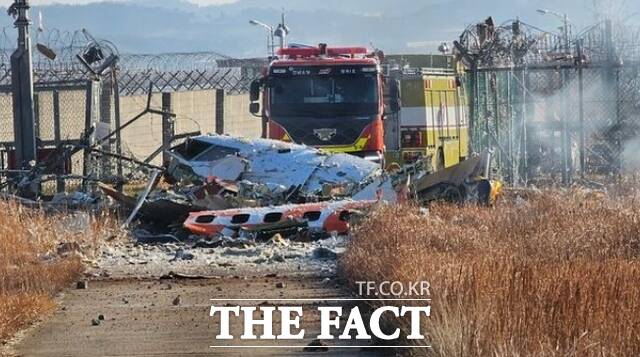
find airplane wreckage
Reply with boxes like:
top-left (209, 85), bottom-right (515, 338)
top-left (97, 134), bottom-right (499, 241)
top-left (2, 123), bottom-right (499, 242)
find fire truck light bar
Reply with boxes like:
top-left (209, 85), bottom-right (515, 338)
top-left (278, 46), bottom-right (368, 57)
top-left (327, 47), bottom-right (368, 56)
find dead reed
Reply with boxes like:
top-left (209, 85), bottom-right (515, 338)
top-left (343, 188), bottom-right (640, 356)
top-left (0, 201), bottom-right (119, 342)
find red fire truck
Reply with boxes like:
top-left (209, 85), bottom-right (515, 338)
top-left (249, 44), bottom-right (398, 163)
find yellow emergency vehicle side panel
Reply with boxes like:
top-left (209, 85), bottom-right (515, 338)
top-left (397, 73), bottom-right (469, 168)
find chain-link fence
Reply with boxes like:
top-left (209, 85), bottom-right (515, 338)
top-left (462, 18), bottom-right (640, 185)
top-left (0, 25), bottom-right (265, 194)
top-left (469, 64), bottom-right (640, 185)
top-left (0, 80), bottom-right (89, 191)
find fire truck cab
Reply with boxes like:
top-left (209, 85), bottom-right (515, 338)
top-left (250, 44), bottom-right (398, 163)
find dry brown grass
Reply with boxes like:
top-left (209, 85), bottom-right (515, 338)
top-left (342, 188), bottom-right (640, 356)
top-left (0, 201), bottom-right (120, 342)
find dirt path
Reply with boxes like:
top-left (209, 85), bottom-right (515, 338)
top-left (8, 274), bottom-right (386, 357)
top-left (3, 237), bottom-right (391, 356)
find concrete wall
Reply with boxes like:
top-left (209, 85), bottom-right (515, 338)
top-left (171, 90), bottom-right (217, 135)
top-left (119, 93), bottom-right (164, 165)
top-left (222, 93), bottom-right (262, 138)
top-left (35, 91), bottom-right (55, 142)
top-left (0, 87), bottom-right (260, 170)
top-left (115, 90), bottom-right (259, 165)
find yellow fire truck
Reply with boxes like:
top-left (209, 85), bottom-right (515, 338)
top-left (384, 54), bottom-right (469, 171)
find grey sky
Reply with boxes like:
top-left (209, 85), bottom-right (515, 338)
top-left (0, 0), bottom-right (237, 6)
top-left (0, 0), bottom-right (637, 57)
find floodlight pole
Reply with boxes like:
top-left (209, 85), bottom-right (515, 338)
top-left (249, 19), bottom-right (274, 58)
top-left (537, 9), bottom-right (571, 55)
top-left (10, 0), bottom-right (37, 175)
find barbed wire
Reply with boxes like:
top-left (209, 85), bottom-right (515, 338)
top-left (456, 17), bottom-right (640, 69)
top-left (0, 26), bottom-right (266, 94)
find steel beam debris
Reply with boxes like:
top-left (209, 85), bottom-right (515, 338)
top-left (123, 169), bottom-right (160, 227)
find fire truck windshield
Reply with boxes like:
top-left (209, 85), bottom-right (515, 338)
top-left (270, 74), bottom-right (379, 117)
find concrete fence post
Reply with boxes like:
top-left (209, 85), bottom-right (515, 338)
top-left (215, 89), bottom-right (224, 134)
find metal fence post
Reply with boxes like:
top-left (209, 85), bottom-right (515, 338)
top-left (52, 89), bottom-right (64, 192)
top-left (520, 68), bottom-right (528, 185)
top-left (161, 92), bottom-right (173, 166)
top-left (32, 91), bottom-right (41, 195)
top-left (492, 73), bottom-right (500, 166)
top-left (82, 80), bottom-right (97, 190)
top-left (578, 64), bottom-right (585, 178)
top-left (483, 72), bottom-right (490, 149)
top-left (507, 70), bottom-right (514, 185)
top-left (113, 71), bottom-right (123, 187)
top-left (560, 69), bottom-right (571, 185)
top-left (615, 67), bottom-right (622, 174)
top-left (468, 64), bottom-right (478, 153)
top-left (604, 19), bottom-right (621, 175)
top-left (99, 78), bottom-right (114, 178)
top-left (33, 92), bottom-right (39, 139)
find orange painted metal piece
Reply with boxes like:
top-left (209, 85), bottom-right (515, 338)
top-left (183, 200), bottom-right (376, 237)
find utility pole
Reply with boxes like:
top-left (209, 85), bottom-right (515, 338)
top-left (9, 0), bottom-right (37, 174)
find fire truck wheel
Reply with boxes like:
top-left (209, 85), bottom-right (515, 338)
top-left (442, 184), bottom-right (465, 204)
